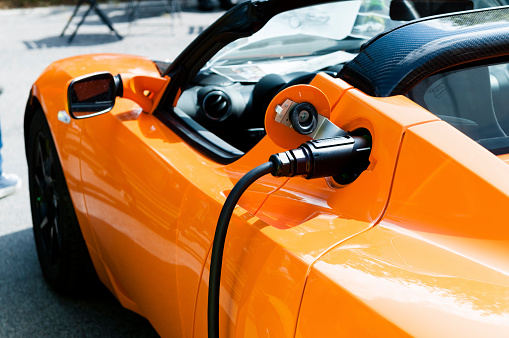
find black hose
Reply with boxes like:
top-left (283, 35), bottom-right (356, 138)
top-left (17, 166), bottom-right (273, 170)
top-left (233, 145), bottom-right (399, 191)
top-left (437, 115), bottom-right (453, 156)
top-left (207, 135), bottom-right (371, 337)
top-left (208, 161), bottom-right (274, 338)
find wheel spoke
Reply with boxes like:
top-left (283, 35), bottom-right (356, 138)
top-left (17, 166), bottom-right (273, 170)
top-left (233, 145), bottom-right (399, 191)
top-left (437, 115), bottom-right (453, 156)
top-left (39, 215), bottom-right (49, 230)
top-left (40, 216), bottom-right (52, 259)
top-left (49, 226), bottom-right (56, 261)
top-left (44, 153), bottom-right (52, 185)
top-left (36, 137), bottom-right (55, 189)
top-left (33, 133), bottom-right (62, 264)
top-left (34, 143), bottom-right (46, 190)
top-left (34, 173), bottom-right (45, 200)
top-left (36, 140), bottom-right (46, 178)
top-left (53, 215), bottom-right (61, 257)
top-left (34, 172), bottom-right (42, 189)
top-left (46, 140), bottom-right (53, 172)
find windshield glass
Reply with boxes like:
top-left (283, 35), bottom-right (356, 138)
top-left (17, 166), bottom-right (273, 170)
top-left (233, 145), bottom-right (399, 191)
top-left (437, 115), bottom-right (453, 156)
top-left (407, 62), bottom-right (509, 155)
top-left (201, 0), bottom-right (403, 83)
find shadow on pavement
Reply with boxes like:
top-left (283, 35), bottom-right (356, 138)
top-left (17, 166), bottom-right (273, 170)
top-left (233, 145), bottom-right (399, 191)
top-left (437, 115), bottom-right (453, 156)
top-left (22, 6), bottom-right (201, 48)
top-left (62, 3), bottom-right (195, 25)
top-left (0, 228), bottom-right (159, 337)
top-left (24, 33), bottom-right (122, 48)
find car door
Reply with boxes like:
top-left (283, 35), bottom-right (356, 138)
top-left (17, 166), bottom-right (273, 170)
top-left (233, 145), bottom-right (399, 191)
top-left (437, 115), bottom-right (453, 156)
top-left (79, 96), bottom-right (191, 336)
top-left (78, 90), bottom-right (290, 337)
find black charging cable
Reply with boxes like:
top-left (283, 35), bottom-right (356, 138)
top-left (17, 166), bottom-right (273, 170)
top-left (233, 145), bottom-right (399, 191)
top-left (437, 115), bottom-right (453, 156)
top-left (208, 161), bottom-right (274, 338)
top-left (208, 135), bottom-right (371, 338)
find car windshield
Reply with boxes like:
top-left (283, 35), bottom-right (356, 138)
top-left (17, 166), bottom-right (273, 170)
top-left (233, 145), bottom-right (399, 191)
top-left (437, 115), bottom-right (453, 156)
top-left (201, 0), bottom-right (404, 83)
top-left (407, 62), bottom-right (509, 155)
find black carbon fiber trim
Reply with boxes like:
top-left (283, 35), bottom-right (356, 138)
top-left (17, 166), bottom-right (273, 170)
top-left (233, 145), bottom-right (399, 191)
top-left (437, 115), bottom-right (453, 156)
top-left (339, 6), bottom-right (509, 97)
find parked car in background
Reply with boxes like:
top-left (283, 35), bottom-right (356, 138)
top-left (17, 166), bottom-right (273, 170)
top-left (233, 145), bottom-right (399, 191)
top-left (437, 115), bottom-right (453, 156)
top-left (24, 0), bottom-right (509, 336)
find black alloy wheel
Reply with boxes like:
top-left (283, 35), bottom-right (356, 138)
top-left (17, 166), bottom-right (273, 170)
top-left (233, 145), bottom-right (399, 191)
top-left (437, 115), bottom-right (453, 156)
top-left (28, 109), bottom-right (98, 294)
top-left (33, 130), bottom-right (62, 270)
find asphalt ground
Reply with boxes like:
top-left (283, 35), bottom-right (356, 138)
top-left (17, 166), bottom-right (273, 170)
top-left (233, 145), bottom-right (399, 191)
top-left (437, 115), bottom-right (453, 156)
top-left (0, 2), bottom-right (224, 336)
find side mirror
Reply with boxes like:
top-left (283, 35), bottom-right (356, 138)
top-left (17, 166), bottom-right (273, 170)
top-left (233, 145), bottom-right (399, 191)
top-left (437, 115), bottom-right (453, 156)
top-left (67, 72), bottom-right (123, 119)
top-left (390, 0), bottom-right (473, 21)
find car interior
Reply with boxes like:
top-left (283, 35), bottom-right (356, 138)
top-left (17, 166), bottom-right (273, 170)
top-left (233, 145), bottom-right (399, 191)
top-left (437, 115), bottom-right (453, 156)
top-left (174, 66), bottom-right (345, 154)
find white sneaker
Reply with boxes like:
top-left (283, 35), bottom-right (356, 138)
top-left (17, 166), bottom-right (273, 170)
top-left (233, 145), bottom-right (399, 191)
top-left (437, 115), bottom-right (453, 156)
top-left (0, 173), bottom-right (21, 199)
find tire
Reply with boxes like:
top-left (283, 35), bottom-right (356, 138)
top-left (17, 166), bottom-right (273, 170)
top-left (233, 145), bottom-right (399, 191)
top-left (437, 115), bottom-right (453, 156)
top-left (27, 109), bottom-right (98, 295)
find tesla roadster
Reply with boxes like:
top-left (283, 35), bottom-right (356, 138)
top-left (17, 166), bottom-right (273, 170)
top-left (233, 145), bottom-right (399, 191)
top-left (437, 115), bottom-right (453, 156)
top-left (25, 0), bottom-right (509, 336)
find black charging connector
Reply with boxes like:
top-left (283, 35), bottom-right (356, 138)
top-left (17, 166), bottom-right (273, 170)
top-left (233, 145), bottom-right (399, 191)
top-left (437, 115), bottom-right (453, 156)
top-left (269, 135), bottom-right (371, 181)
top-left (208, 134), bottom-right (372, 338)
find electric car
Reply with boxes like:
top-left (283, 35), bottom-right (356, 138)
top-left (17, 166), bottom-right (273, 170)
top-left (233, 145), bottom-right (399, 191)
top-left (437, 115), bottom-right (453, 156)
top-left (25, 0), bottom-right (509, 336)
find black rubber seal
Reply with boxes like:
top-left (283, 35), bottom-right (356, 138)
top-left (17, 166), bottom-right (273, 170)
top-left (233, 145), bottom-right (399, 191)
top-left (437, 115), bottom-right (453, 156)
top-left (290, 102), bottom-right (318, 135)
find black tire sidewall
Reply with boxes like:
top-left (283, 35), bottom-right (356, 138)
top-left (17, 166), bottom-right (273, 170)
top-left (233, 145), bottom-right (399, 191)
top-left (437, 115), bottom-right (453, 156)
top-left (27, 110), bottom-right (97, 294)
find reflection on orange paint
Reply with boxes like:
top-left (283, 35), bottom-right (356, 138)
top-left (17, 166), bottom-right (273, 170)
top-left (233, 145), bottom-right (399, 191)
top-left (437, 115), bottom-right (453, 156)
top-left (298, 225), bottom-right (509, 337)
top-left (383, 120), bottom-right (509, 282)
top-left (28, 53), bottom-right (509, 337)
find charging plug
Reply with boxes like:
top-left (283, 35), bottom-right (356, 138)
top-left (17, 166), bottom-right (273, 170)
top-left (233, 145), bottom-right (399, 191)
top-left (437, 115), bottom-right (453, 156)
top-left (209, 133), bottom-right (371, 338)
top-left (269, 135), bottom-right (371, 180)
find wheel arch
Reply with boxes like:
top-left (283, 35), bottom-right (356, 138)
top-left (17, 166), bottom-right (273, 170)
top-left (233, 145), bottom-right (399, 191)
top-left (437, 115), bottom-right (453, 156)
top-left (24, 90), bottom-right (43, 161)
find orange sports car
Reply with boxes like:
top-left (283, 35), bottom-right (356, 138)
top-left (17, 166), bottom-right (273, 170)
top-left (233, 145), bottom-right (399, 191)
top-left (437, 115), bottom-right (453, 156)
top-left (24, 0), bottom-right (509, 336)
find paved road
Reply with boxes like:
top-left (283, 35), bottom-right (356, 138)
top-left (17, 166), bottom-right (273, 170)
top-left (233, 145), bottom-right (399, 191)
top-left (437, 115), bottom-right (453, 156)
top-left (0, 3), bottom-right (223, 336)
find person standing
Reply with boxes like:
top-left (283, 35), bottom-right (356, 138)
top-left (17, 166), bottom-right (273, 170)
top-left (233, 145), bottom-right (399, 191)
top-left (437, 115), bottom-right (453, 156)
top-left (0, 86), bottom-right (21, 199)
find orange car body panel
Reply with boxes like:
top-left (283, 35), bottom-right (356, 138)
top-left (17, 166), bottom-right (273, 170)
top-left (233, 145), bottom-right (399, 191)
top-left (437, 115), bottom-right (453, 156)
top-left (29, 53), bottom-right (509, 337)
top-left (296, 120), bottom-right (509, 336)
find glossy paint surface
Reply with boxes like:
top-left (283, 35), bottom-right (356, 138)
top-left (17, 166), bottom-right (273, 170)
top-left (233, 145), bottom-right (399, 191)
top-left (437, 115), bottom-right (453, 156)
top-left (296, 112), bottom-right (509, 336)
top-left (81, 109), bottom-right (298, 336)
top-left (30, 54), bottom-right (163, 282)
top-left (298, 224), bottom-right (509, 337)
top-left (28, 53), bottom-right (509, 337)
